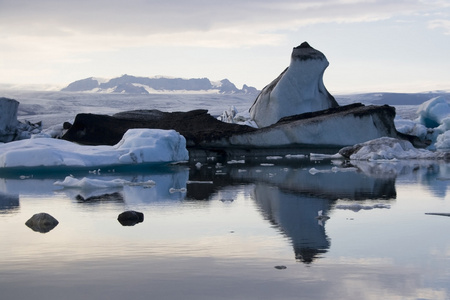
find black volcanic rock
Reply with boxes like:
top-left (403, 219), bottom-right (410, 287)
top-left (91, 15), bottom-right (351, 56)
top-left (25, 213), bottom-right (59, 233)
top-left (61, 104), bottom-right (423, 149)
top-left (62, 109), bottom-right (257, 147)
top-left (117, 210), bottom-right (144, 226)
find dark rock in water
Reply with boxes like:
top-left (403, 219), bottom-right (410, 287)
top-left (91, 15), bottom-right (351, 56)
top-left (62, 109), bottom-right (256, 147)
top-left (25, 212), bottom-right (59, 233)
top-left (117, 210), bottom-right (144, 226)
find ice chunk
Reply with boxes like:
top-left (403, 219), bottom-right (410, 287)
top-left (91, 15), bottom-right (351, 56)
top-left (0, 129), bottom-right (188, 168)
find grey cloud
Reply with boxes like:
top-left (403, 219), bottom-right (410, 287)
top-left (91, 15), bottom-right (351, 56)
top-left (0, 0), bottom-right (445, 37)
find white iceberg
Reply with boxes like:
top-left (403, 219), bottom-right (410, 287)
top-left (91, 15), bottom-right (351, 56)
top-left (0, 129), bottom-right (188, 168)
top-left (338, 137), bottom-right (449, 160)
top-left (249, 42), bottom-right (338, 128)
top-left (411, 96), bottom-right (450, 150)
top-left (54, 176), bottom-right (156, 189)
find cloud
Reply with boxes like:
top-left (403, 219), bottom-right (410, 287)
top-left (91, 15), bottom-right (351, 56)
top-left (429, 19), bottom-right (450, 34)
top-left (1, 0), bottom-right (445, 40)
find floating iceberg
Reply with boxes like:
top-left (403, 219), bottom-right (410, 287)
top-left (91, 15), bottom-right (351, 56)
top-left (249, 42), bottom-right (338, 127)
top-left (0, 129), bottom-right (188, 169)
top-left (415, 97), bottom-right (450, 150)
top-left (338, 137), bottom-right (449, 160)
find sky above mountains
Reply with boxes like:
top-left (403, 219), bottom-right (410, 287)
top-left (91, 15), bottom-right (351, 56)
top-left (1, 0), bottom-right (450, 93)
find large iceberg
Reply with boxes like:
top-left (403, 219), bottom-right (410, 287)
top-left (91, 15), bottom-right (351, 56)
top-left (249, 42), bottom-right (338, 127)
top-left (0, 129), bottom-right (188, 168)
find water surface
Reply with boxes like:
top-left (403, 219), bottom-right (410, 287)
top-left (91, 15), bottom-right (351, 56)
top-left (1, 154), bottom-right (449, 300)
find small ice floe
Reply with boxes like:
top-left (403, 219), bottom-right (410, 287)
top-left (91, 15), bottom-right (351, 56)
top-left (187, 180), bottom-right (213, 184)
top-left (285, 154), bottom-right (306, 159)
top-left (88, 168), bottom-right (101, 174)
top-left (169, 187), bottom-right (187, 193)
top-left (55, 176), bottom-right (131, 189)
top-left (195, 162), bottom-right (202, 169)
top-left (309, 166), bottom-right (357, 175)
top-left (335, 203), bottom-right (391, 212)
top-left (238, 169), bottom-right (247, 173)
top-left (260, 163), bottom-right (274, 166)
top-left (266, 156), bottom-right (283, 160)
top-left (126, 180), bottom-right (156, 188)
top-left (315, 210), bottom-right (330, 226)
top-left (227, 159), bottom-right (245, 164)
top-left (54, 176), bottom-right (156, 189)
top-left (310, 153), bottom-right (343, 160)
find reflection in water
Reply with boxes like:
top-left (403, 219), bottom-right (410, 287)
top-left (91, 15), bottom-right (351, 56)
top-left (252, 184), bottom-right (331, 263)
top-left (75, 191), bottom-right (124, 204)
top-left (0, 155), bottom-right (449, 299)
top-left (0, 191), bottom-right (19, 214)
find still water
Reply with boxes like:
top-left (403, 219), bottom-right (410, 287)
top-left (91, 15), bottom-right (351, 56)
top-left (0, 152), bottom-right (449, 300)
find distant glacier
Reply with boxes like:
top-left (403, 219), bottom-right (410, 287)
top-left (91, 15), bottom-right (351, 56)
top-left (61, 74), bottom-right (259, 94)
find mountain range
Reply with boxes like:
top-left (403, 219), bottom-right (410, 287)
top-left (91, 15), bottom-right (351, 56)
top-left (61, 75), bottom-right (259, 94)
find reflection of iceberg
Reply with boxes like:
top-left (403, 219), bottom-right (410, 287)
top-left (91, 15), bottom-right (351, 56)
top-left (252, 184), bottom-right (331, 263)
top-left (75, 192), bottom-right (124, 204)
top-left (0, 191), bottom-right (19, 214)
top-left (0, 167), bottom-right (189, 205)
top-left (230, 164), bottom-right (396, 200)
top-left (351, 160), bottom-right (450, 198)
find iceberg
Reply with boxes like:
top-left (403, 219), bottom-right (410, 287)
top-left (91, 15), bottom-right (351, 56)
top-left (338, 137), bottom-right (449, 160)
top-left (0, 128), bottom-right (188, 169)
top-left (249, 42), bottom-right (338, 127)
top-left (0, 97), bottom-right (42, 142)
top-left (415, 96), bottom-right (450, 150)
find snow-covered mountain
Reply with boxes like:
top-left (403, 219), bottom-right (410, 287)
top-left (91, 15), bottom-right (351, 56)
top-left (61, 75), bottom-right (259, 94)
top-left (335, 91), bottom-right (450, 106)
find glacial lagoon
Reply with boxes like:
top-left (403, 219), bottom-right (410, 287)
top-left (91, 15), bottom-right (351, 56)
top-left (0, 152), bottom-right (449, 300)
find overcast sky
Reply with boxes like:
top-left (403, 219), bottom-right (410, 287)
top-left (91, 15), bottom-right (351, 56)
top-left (1, 0), bottom-right (450, 93)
